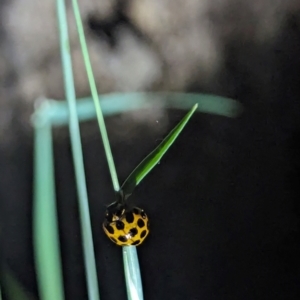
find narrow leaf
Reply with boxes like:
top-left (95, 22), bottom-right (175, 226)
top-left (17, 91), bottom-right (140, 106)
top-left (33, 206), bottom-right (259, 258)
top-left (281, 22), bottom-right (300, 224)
top-left (56, 0), bottom-right (101, 299)
top-left (122, 246), bottom-right (144, 300)
top-left (121, 104), bottom-right (198, 197)
top-left (71, 0), bottom-right (120, 192)
top-left (33, 123), bottom-right (64, 300)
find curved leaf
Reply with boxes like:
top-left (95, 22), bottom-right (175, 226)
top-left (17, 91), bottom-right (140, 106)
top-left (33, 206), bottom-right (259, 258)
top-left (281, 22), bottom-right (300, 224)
top-left (121, 104), bottom-right (198, 197)
top-left (32, 92), bottom-right (241, 126)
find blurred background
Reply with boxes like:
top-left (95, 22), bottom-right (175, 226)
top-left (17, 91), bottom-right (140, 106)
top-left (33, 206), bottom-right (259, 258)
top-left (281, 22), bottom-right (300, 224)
top-left (0, 0), bottom-right (300, 299)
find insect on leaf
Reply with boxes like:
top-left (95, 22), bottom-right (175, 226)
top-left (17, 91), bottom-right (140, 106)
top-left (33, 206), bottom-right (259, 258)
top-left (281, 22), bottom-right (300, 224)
top-left (121, 104), bottom-right (198, 198)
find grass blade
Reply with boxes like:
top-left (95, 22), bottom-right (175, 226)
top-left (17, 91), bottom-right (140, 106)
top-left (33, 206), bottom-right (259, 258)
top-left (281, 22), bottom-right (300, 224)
top-left (71, 0), bottom-right (120, 192)
top-left (121, 104), bottom-right (198, 197)
top-left (31, 93), bottom-right (242, 126)
top-left (122, 247), bottom-right (143, 300)
top-left (56, 0), bottom-right (100, 299)
top-left (33, 121), bottom-right (64, 300)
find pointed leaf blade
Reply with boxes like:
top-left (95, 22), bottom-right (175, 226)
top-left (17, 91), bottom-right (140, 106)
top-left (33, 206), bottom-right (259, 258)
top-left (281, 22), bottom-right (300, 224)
top-left (121, 104), bottom-right (198, 197)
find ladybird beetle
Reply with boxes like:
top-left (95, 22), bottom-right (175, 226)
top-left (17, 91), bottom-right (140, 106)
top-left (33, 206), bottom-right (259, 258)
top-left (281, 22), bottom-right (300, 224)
top-left (103, 201), bottom-right (149, 246)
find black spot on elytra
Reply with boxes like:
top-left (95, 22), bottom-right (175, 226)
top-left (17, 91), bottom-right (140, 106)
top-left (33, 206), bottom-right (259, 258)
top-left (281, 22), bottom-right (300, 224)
top-left (129, 228), bottom-right (138, 237)
top-left (118, 236), bottom-right (127, 243)
top-left (105, 224), bottom-right (114, 234)
top-left (140, 230), bottom-right (147, 238)
top-left (116, 220), bottom-right (125, 230)
top-left (147, 221), bottom-right (150, 229)
top-left (110, 237), bottom-right (117, 243)
top-left (126, 212), bottom-right (134, 223)
top-left (131, 240), bottom-right (140, 246)
top-left (137, 219), bottom-right (145, 228)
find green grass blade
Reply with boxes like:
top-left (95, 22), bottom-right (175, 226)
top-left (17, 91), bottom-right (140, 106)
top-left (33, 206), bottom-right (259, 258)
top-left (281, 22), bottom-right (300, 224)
top-left (31, 93), bottom-right (242, 126)
top-left (56, 0), bottom-right (100, 299)
top-left (122, 247), bottom-right (144, 300)
top-left (33, 122), bottom-right (64, 300)
top-left (71, 0), bottom-right (120, 192)
top-left (121, 104), bottom-right (198, 197)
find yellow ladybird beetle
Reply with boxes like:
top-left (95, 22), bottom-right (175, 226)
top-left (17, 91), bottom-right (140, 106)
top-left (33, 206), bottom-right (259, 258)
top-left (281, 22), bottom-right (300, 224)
top-left (102, 201), bottom-right (149, 246)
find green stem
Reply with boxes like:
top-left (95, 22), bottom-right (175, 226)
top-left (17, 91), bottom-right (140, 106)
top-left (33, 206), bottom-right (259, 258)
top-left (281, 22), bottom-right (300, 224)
top-left (123, 247), bottom-right (144, 300)
top-left (31, 93), bottom-right (242, 127)
top-left (71, 0), bottom-right (120, 192)
top-left (56, 0), bottom-right (100, 299)
top-left (33, 122), bottom-right (64, 300)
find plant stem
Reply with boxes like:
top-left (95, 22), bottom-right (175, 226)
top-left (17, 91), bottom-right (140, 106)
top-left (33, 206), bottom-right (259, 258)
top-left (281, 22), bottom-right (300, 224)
top-left (71, 0), bottom-right (120, 192)
top-left (31, 93), bottom-right (242, 127)
top-left (33, 121), bottom-right (64, 300)
top-left (123, 247), bottom-right (144, 300)
top-left (56, 0), bottom-right (100, 299)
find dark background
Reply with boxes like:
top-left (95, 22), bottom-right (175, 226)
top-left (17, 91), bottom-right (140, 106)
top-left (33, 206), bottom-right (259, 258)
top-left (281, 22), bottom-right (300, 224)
top-left (1, 7), bottom-right (300, 300)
